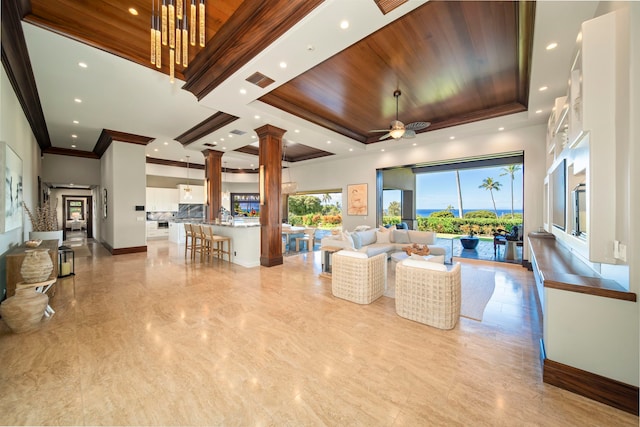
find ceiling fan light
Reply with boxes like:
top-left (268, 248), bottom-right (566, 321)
top-left (389, 128), bottom-right (405, 139)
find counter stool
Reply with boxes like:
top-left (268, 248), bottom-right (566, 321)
top-left (184, 223), bottom-right (195, 258)
top-left (190, 224), bottom-right (205, 260)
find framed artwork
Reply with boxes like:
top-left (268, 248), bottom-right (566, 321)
top-left (103, 188), bottom-right (108, 219)
top-left (0, 141), bottom-right (23, 232)
top-left (347, 183), bottom-right (368, 216)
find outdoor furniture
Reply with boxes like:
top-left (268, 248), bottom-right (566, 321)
top-left (295, 228), bottom-right (317, 252)
top-left (493, 225), bottom-right (523, 258)
top-left (395, 261), bottom-right (461, 329)
top-left (331, 251), bottom-right (387, 304)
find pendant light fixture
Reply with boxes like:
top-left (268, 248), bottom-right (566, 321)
top-left (222, 162), bottom-right (230, 201)
top-left (150, 0), bottom-right (206, 83)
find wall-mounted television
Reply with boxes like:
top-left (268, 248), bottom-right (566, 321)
top-left (552, 159), bottom-right (566, 230)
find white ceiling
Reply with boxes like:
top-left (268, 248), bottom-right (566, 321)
top-left (22, 0), bottom-right (600, 172)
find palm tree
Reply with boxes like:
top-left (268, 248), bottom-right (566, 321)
top-left (500, 165), bottom-right (521, 218)
top-left (321, 193), bottom-right (331, 206)
top-left (479, 177), bottom-right (502, 218)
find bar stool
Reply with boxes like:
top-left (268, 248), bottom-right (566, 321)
top-left (184, 223), bottom-right (194, 258)
top-left (200, 225), bottom-right (218, 261)
top-left (190, 224), bottom-right (205, 260)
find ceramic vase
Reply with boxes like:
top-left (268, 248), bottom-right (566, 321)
top-left (0, 288), bottom-right (48, 333)
top-left (20, 249), bottom-right (53, 284)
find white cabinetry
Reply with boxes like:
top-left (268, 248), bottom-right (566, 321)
top-left (146, 221), bottom-right (168, 239)
top-left (146, 188), bottom-right (179, 212)
top-left (177, 185), bottom-right (205, 204)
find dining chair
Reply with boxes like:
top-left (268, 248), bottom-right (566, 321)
top-left (295, 227), bottom-right (317, 252)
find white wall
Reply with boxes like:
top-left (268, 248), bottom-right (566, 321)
top-left (0, 67), bottom-right (42, 299)
top-left (289, 124), bottom-right (547, 260)
top-left (42, 154), bottom-right (101, 186)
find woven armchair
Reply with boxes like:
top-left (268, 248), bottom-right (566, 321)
top-left (331, 251), bottom-right (387, 304)
top-left (395, 262), bottom-right (461, 329)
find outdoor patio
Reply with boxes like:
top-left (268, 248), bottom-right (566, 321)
top-left (291, 229), bottom-right (522, 265)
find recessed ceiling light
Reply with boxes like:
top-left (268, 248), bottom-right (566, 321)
top-left (251, 135), bottom-right (256, 139)
top-left (71, 144), bottom-right (76, 148)
top-left (279, 62), bottom-right (287, 69)
top-left (449, 136), bottom-right (455, 140)
top-left (154, 148), bottom-right (158, 152)
top-left (349, 148), bottom-right (353, 152)
top-left (180, 158), bottom-right (184, 162)
top-left (70, 183), bottom-right (74, 186)
top-left (381, 149), bottom-right (385, 152)
top-left (228, 134), bottom-right (233, 138)
top-left (546, 42), bottom-right (558, 50)
top-left (340, 20), bottom-right (349, 29)
top-left (326, 140), bottom-right (331, 144)
top-left (222, 147), bottom-right (227, 150)
top-left (128, 8), bottom-right (138, 15)
top-left (71, 134), bottom-right (77, 138)
top-left (163, 141), bottom-right (168, 145)
top-left (498, 127), bottom-right (505, 131)
top-left (220, 138), bottom-right (225, 141)
top-left (539, 86), bottom-right (548, 91)
top-left (146, 154), bottom-right (150, 157)
top-left (254, 115), bottom-right (260, 119)
top-left (72, 120), bottom-right (79, 124)
top-left (294, 129), bottom-right (300, 133)
top-left (535, 109), bottom-right (543, 114)
top-left (239, 88), bottom-right (247, 95)
top-left (250, 164), bottom-right (254, 168)
top-left (78, 62), bottom-right (88, 68)
top-left (74, 98), bottom-right (82, 103)
top-left (412, 143), bottom-right (417, 146)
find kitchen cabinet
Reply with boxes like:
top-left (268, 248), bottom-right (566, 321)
top-left (146, 221), bottom-right (168, 239)
top-left (146, 188), bottom-right (179, 212)
top-left (169, 222), bottom-right (186, 244)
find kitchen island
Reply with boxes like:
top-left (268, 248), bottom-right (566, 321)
top-left (169, 218), bottom-right (261, 267)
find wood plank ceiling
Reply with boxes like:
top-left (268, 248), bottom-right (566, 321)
top-left (17, 0), bottom-right (534, 162)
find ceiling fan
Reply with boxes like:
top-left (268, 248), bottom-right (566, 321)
top-left (370, 90), bottom-right (431, 140)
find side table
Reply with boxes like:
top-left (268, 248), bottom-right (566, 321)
top-left (319, 246), bottom-right (342, 278)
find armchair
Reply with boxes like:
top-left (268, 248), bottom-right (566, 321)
top-left (331, 251), bottom-right (387, 304)
top-left (395, 261), bottom-right (461, 329)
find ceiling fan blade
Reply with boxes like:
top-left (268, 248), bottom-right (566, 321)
top-left (403, 130), bottom-right (416, 139)
top-left (378, 133), bottom-right (391, 141)
top-left (369, 129), bottom-right (391, 132)
top-left (405, 121), bottom-right (431, 131)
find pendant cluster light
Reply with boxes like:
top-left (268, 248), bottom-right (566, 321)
top-left (184, 156), bottom-right (193, 200)
top-left (150, 0), bottom-right (206, 83)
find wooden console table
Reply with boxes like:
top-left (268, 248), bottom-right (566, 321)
top-left (5, 240), bottom-right (59, 298)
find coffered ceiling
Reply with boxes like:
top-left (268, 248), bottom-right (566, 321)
top-left (4, 0), bottom-right (601, 171)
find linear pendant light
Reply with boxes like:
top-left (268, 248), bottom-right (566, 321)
top-left (150, 0), bottom-right (206, 83)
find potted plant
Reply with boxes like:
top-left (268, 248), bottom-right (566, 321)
top-left (22, 200), bottom-right (63, 247)
top-left (459, 224), bottom-right (480, 250)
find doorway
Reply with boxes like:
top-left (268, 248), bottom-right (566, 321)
top-left (62, 195), bottom-right (93, 240)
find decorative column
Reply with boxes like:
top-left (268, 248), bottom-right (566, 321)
top-left (203, 150), bottom-right (223, 221)
top-left (256, 124), bottom-right (286, 267)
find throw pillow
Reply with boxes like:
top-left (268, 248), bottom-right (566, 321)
top-left (376, 230), bottom-right (390, 244)
top-left (402, 259), bottom-right (448, 272)
top-left (351, 232), bottom-right (363, 249)
top-left (337, 250), bottom-right (368, 259)
top-left (393, 229), bottom-right (410, 244)
top-left (353, 225), bottom-right (371, 232)
top-left (359, 229), bottom-right (377, 246)
top-left (342, 231), bottom-right (355, 249)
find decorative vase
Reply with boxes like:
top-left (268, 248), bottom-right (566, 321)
top-left (460, 236), bottom-right (480, 250)
top-left (29, 230), bottom-right (63, 248)
top-left (20, 249), bottom-right (53, 284)
top-left (0, 288), bottom-right (48, 333)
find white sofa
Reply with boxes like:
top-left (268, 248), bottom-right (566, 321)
top-left (320, 228), bottom-right (446, 258)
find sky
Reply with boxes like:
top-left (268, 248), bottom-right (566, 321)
top-left (384, 165), bottom-right (524, 211)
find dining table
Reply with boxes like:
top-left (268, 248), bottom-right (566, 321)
top-left (281, 226), bottom-right (306, 252)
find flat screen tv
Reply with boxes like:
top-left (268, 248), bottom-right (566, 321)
top-left (552, 159), bottom-right (566, 230)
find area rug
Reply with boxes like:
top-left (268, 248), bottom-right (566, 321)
top-left (385, 263), bottom-right (496, 321)
top-left (71, 245), bottom-right (92, 258)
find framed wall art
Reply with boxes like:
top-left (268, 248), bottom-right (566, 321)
top-left (0, 141), bottom-right (23, 233)
top-left (347, 183), bottom-right (367, 216)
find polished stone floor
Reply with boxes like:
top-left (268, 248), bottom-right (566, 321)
top-left (0, 239), bottom-right (636, 426)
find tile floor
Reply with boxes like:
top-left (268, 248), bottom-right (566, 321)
top-left (0, 239), bottom-right (636, 426)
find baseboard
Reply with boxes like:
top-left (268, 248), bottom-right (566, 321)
top-left (111, 246), bottom-right (147, 255)
top-left (543, 357), bottom-right (639, 415)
